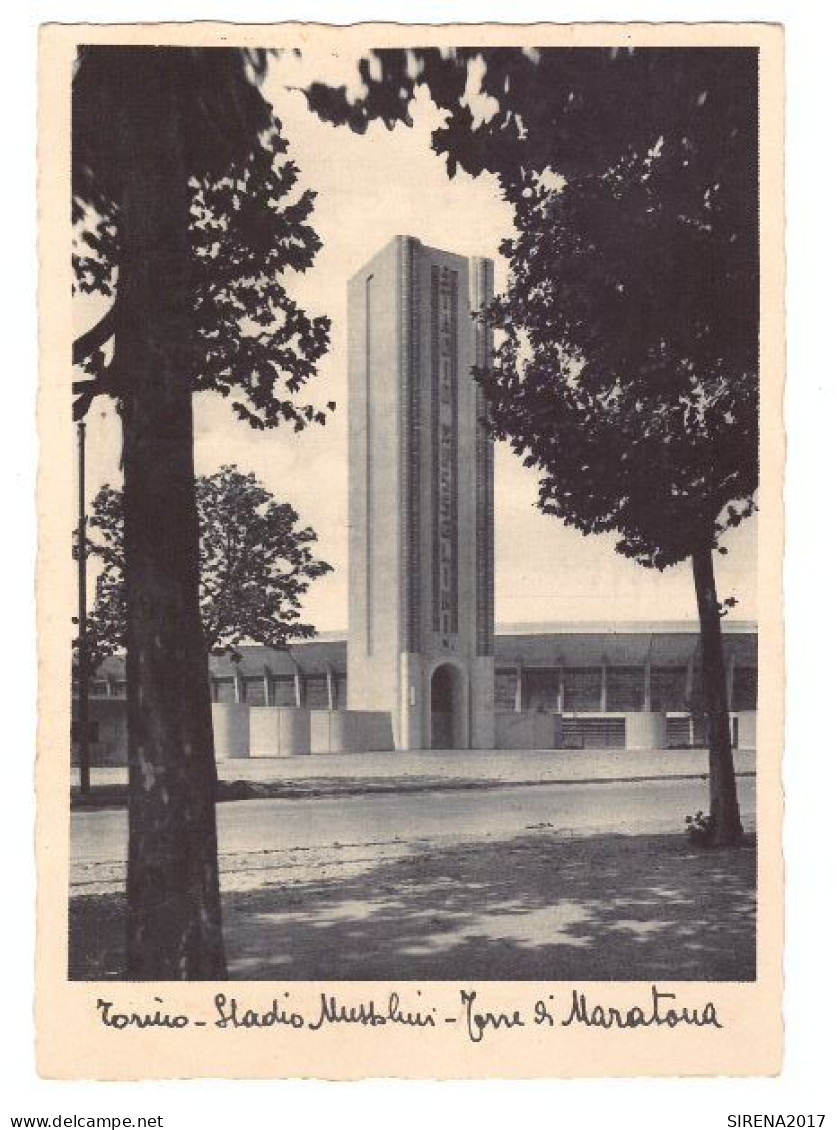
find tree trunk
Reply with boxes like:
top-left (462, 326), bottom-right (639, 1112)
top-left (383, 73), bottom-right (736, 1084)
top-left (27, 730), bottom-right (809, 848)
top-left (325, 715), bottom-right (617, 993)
top-left (691, 541), bottom-right (743, 847)
top-left (115, 54), bottom-right (226, 978)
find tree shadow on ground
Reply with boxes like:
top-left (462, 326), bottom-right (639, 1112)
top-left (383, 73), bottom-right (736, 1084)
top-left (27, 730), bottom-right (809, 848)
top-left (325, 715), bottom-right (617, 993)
top-left (69, 831), bottom-right (756, 981)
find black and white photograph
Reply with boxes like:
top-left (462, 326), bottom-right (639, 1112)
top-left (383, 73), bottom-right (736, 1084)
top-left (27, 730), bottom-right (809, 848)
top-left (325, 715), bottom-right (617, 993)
top-left (33, 20), bottom-right (784, 1080)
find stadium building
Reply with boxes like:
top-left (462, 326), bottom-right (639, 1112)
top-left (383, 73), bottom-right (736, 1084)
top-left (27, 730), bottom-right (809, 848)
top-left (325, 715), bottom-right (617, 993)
top-left (73, 238), bottom-right (757, 764)
top-left (77, 620), bottom-right (757, 764)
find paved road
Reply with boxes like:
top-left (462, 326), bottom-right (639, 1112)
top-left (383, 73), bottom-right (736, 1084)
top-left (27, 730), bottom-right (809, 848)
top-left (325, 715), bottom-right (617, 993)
top-left (70, 774), bottom-right (758, 979)
top-left (72, 775), bottom-right (755, 869)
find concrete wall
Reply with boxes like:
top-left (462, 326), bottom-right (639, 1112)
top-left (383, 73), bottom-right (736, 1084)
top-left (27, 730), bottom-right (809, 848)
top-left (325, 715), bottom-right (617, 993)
top-left (470, 656), bottom-right (496, 750)
top-left (211, 703), bottom-right (250, 759)
top-left (625, 711), bottom-right (668, 750)
top-left (399, 652), bottom-right (424, 750)
top-left (736, 711), bottom-right (757, 750)
top-left (76, 693), bottom-right (758, 765)
top-left (249, 707), bottom-right (311, 757)
top-left (74, 698), bottom-right (129, 766)
top-left (495, 711), bottom-right (554, 751)
top-left (347, 241), bottom-right (404, 723)
top-left (310, 710), bottom-right (395, 754)
top-left (77, 700), bottom-right (251, 766)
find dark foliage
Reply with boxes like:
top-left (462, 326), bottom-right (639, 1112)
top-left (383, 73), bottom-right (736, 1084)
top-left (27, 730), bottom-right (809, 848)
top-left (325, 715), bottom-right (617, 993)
top-left (73, 46), bottom-right (332, 427)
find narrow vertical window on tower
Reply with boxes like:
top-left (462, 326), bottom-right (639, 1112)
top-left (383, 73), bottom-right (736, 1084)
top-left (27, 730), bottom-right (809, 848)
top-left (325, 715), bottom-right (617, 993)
top-left (432, 265), bottom-right (459, 644)
top-left (472, 255), bottom-right (495, 659)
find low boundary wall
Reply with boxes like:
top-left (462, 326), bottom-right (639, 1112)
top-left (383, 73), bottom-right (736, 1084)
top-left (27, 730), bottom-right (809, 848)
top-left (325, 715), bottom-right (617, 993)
top-left (211, 703), bottom-right (250, 759)
top-left (310, 710), bottom-right (395, 754)
top-left (249, 707), bottom-right (311, 757)
top-left (495, 711), bottom-right (555, 751)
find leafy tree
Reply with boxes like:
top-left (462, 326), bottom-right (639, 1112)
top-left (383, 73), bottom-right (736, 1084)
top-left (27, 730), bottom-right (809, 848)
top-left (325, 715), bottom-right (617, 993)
top-left (308, 47), bottom-right (758, 845)
top-left (86, 467), bottom-right (332, 663)
top-left (73, 47), bottom-right (331, 977)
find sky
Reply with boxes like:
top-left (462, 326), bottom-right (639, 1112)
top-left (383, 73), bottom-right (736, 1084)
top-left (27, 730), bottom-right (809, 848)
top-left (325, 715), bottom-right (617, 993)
top-left (76, 48), bottom-right (757, 634)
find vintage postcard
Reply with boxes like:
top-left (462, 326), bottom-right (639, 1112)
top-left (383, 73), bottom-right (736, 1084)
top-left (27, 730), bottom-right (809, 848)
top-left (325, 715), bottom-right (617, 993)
top-left (37, 21), bottom-right (784, 1078)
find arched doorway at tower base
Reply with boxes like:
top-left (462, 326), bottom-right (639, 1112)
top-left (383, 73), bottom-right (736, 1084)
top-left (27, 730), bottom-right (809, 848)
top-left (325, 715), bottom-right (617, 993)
top-left (429, 662), bottom-right (467, 749)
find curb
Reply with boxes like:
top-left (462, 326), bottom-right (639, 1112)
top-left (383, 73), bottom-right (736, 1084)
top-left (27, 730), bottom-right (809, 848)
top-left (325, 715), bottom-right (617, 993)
top-left (71, 769), bottom-right (756, 809)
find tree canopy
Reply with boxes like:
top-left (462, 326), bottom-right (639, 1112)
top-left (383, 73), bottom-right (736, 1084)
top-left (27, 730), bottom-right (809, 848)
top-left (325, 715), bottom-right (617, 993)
top-left (306, 47), bottom-right (756, 192)
top-left (482, 140), bottom-right (758, 571)
top-left (74, 46), bottom-right (333, 430)
top-left (86, 466), bottom-right (332, 663)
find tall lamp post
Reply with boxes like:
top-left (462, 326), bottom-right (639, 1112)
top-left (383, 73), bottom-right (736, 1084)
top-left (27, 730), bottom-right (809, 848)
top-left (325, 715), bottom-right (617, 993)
top-left (76, 420), bottom-right (90, 796)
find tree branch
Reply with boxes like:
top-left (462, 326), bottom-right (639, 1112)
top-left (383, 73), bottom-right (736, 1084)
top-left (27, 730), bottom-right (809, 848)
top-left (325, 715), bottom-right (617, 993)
top-left (72, 367), bottom-right (118, 421)
top-left (73, 304), bottom-right (116, 367)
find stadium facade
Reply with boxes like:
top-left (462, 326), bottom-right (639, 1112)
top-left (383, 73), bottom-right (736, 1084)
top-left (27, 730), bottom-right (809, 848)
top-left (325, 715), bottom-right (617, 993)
top-left (78, 620), bottom-right (757, 764)
top-left (73, 238), bottom-right (757, 764)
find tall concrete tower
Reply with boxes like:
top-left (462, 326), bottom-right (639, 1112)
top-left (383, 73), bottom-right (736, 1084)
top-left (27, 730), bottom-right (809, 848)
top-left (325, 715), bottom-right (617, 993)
top-left (347, 236), bottom-right (495, 750)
